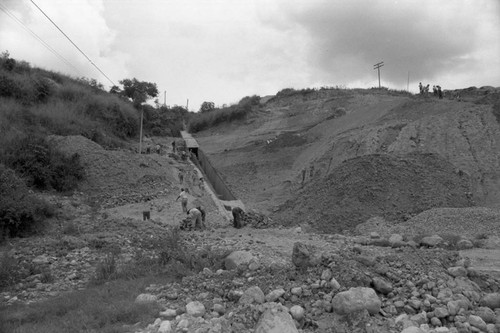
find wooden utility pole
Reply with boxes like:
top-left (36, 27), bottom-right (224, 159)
top-left (139, 106), bottom-right (144, 154)
top-left (373, 61), bottom-right (384, 88)
top-left (164, 91), bottom-right (166, 106)
top-left (186, 99), bottom-right (189, 111)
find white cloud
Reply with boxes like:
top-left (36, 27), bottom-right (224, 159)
top-left (1, 0), bottom-right (498, 110)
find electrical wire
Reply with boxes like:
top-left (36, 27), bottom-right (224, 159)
top-left (29, 0), bottom-right (117, 86)
top-left (0, 2), bottom-right (82, 75)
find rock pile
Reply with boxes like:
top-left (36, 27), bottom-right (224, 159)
top-left (133, 240), bottom-right (500, 333)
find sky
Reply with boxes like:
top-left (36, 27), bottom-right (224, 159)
top-left (0, 0), bottom-right (499, 111)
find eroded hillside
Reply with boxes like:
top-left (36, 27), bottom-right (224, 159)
top-left (195, 87), bottom-right (500, 232)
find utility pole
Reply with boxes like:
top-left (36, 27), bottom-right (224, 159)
top-left (373, 61), bottom-right (384, 88)
top-left (186, 98), bottom-right (189, 111)
top-left (139, 105), bottom-right (144, 154)
top-left (407, 71), bottom-right (410, 92)
top-left (164, 91), bottom-right (166, 106)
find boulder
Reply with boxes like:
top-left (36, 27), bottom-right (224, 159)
top-left (321, 268), bottom-right (333, 281)
top-left (265, 288), bottom-right (286, 302)
top-left (224, 251), bottom-right (255, 270)
top-left (480, 293), bottom-right (500, 310)
top-left (135, 293), bottom-right (158, 304)
top-left (331, 287), bottom-right (381, 315)
top-left (420, 235), bottom-right (443, 247)
top-left (468, 314), bottom-right (487, 331)
top-left (158, 320), bottom-right (172, 333)
top-left (389, 233), bottom-right (404, 246)
top-left (159, 309), bottom-right (177, 319)
top-left (289, 305), bottom-right (305, 321)
top-left (475, 306), bottom-right (496, 323)
top-left (292, 242), bottom-right (321, 268)
top-left (329, 277), bottom-right (341, 290)
top-left (447, 266), bottom-right (468, 277)
top-left (239, 286), bottom-right (265, 304)
top-left (186, 301), bottom-right (205, 317)
top-left (456, 239), bottom-right (473, 250)
top-left (372, 276), bottom-right (393, 294)
top-left (254, 309), bottom-right (298, 333)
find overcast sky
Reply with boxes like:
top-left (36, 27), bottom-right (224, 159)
top-left (1, 0), bottom-right (499, 111)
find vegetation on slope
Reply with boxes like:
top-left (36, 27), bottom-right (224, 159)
top-left (0, 52), bottom-right (188, 239)
top-left (188, 95), bottom-right (260, 133)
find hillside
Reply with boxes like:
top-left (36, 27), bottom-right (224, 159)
top-left (2, 77), bottom-right (500, 333)
top-left (195, 87), bottom-right (500, 232)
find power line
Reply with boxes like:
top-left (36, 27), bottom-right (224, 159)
top-left (29, 0), bottom-right (117, 86)
top-left (0, 2), bottom-right (82, 75)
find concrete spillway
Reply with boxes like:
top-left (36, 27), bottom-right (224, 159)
top-left (180, 131), bottom-right (244, 214)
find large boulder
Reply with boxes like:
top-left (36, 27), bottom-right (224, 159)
top-left (292, 242), bottom-right (321, 268)
top-left (239, 286), bottom-right (265, 304)
top-left (224, 251), bottom-right (255, 270)
top-left (420, 235), bottom-right (443, 247)
top-left (186, 301), bottom-right (205, 317)
top-left (135, 293), bottom-right (158, 304)
top-left (254, 309), bottom-right (298, 333)
top-left (372, 276), bottom-right (393, 294)
top-left (332, 287), bottom-right (381, 315)
top-left (480, 293), bottom-right (500, 310)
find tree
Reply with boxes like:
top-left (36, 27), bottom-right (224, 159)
top-left (118, 78), bottom-right (158, 107)
top-left (200, 101), bottom-right (215, 113)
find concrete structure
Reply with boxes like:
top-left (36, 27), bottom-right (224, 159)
top-left (180, 131), bottom-right (245, 219)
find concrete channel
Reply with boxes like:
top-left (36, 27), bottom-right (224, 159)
top-left (180, 131), bottom-right (245, 220)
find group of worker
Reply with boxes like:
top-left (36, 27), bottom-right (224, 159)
top-left (419, 82), bottom-right (443, 99)
top-left (176, 187), bottom-right (246, 230)
top-left (142, 139), bottom-right (245, 231)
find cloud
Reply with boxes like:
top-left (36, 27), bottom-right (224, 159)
top-left (1, 0), bottom-right (497, 110)
top-left (276, 0), bottom-right (499, 88)
top-left (0, 0), bottom-right (129, 85)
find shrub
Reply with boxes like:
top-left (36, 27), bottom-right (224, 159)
top-left (2, 135), bottom-right (85, 191)
top-left (0, 164), bottom-right (54, 239)
top-left (32, 76), bottom-right (54, 102)
top-left (0, 74), bottom-right (23, 99)
top-left (93, 253), bottom-right (117, 283)
top-left (0, 251), bottom-right (24, 289)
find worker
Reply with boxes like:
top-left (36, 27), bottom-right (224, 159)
top-left (232, 207), bottom-right (245, 229)
top-left (196, 205), bottom-right (207, 229)
top-left (187, 207), bottom-right (203, 230)
top-left (176, 188), bottom-right (189, 212)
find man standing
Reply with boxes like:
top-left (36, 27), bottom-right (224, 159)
top-left (176, 188), bottom-right (188, 212)
top-left (187, 207), bottom-right (203, 230)
top-left (232, 207), bottom-right (244, 229)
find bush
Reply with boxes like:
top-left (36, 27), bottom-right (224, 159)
top-left (0, 164), bottom-right (54, 239)
top-left (0, 74), bottom-right (23, 99)
top-left (2, 135), bottom-right (85, 192)
top-left (0, 251), bottom-right (24, 289)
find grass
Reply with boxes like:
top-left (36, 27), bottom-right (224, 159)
top-left (0, 276), bottom-right (166, 333)
top-left (0, 226), bottom-right (232, 333)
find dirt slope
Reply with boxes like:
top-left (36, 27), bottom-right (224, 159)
top-left (274, 152), bottom-right (474, 233)
top-left (195, 88), bottom-right (500, 232)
